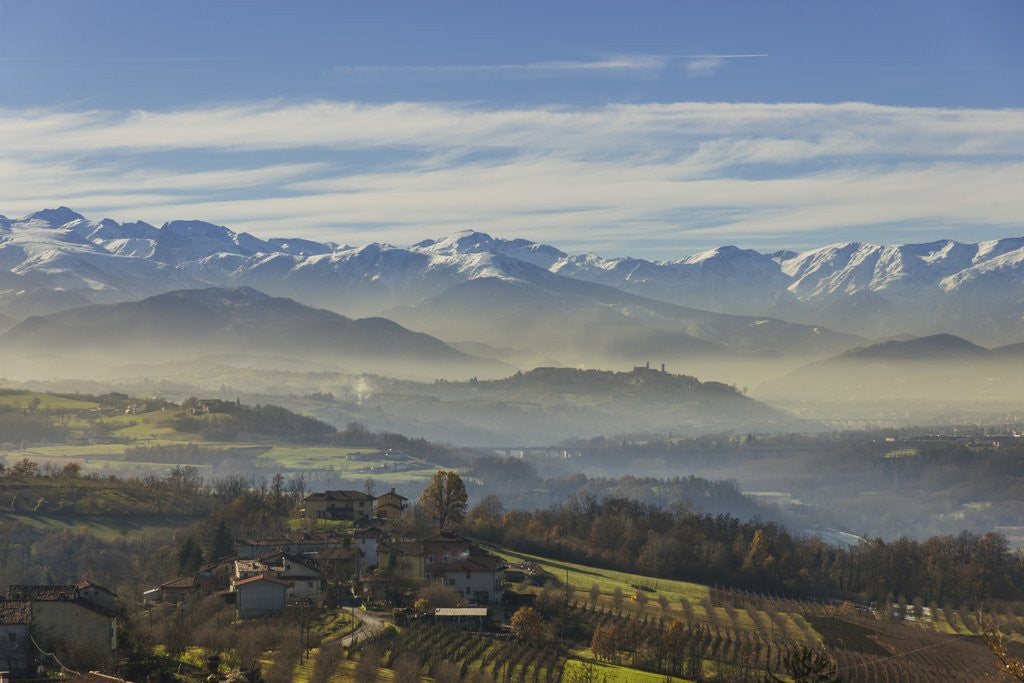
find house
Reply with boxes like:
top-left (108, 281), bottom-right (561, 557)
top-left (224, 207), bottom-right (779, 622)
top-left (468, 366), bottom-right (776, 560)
top-left (155, 574), bottom-right (218, 603)
top-left (422, 531), bottom-right (473, 566)
top-left (234, 531), bottom-right (347, 559)
top-left (373, 488), bottom-right (409, 520)
top-left (427, 553), bottom-right (506, 605)
top-left (379, 532), bottom-right (474, 580)
top-left (0, 601), bottom-right (31, 679)
top-left (197, 558), bottom-right (236, 589)
top-left (311, 546), bottom-right (362, 581)
top-left (6, 582), bottom-right (117, 652)
top-left (259, 552), bottom-right (322, 599)
top-left (234, 559), bottom-right (270, 581)
top-left (303, 490), bottom-right (374, 521)
top-left (376, 534), bottom-right (506, 605)
top-left (232, 575), bottom-right (289, 618)
top-left (73, 580), bottom-right (117, 611)
top-left (354, 526), bottom-right (389, 568)
top-left (377, 540), bottom-right (428, 580)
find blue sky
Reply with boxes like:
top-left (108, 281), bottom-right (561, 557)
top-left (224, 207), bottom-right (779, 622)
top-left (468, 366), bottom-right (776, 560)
top-left (1, 0), bottom-right (1023, 256)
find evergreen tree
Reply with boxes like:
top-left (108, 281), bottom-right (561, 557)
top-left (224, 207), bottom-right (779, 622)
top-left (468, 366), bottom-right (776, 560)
top-left (177, 536), bottom-right (204, 573)
top-left (209, 521), bottom-right (233, 560)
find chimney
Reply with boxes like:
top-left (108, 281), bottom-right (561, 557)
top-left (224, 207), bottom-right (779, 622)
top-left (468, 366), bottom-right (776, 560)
top-left (645, 361), bottom-right (649, 369)
top-left (661, 363), bottom-right (666, 373)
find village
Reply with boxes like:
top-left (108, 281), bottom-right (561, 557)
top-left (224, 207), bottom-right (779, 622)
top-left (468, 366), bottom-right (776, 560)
top-left (0, 479), bottom-right (517, 681)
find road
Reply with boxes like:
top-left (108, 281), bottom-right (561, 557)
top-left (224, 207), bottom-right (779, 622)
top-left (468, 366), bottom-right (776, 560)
top-left (338, 609), bottom-right (390, 646)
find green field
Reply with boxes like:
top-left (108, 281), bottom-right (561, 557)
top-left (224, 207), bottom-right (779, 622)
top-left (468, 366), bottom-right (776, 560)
top-left (495, 545), bottom-right (709, 604)
top-left (3, 400), bottom-right (446, 480)
top-left (884, 448), bottom-right (919, 459)
top-left (564, 655), bottom-right (691, 682)
top-left (0, 390), bottom-right (99, 411)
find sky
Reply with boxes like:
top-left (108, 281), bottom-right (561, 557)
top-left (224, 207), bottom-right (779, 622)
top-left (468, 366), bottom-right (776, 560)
top-left (1, 0), bottom-right (1023, 257)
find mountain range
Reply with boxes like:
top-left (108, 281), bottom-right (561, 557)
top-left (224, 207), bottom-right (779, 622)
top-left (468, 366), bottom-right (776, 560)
top-left (3, 207), bottom-right (1024, 355)
top-left (0, 286), bottom-right (507, 380)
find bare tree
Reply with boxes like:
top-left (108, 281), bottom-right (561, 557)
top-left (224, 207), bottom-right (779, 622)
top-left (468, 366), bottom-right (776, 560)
top-left (589, 582), bottom-right (601, 610)
top-left (612, 586), bottom-right (624, 613)
top-left (391, 652), bottom-right (423, 683)
top-left (657, 593), bottom-right (670, 618)
top-left (353, 643), bottom-right (383, 683)
top-left (981, 614), bottom-right (1024, 681)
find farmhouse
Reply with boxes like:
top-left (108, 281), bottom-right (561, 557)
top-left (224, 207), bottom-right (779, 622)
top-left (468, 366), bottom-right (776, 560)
top-left (258, 552), bottom-right (323, 599)
top-left (302, 490), bottom-right (374, 521)
top-left (426, 552), bottom-right (506, 605)
top-left (354, 526), bottom-right (389, 568)
top-left (154, 574), bottom-right (218, 603)
top-left (232, 575), bottom-right (289, 618)
top-left (311, 546), bottom-right (362, 581)
top-left (375, 531), bottom-right (506, 604)
top-left (6, 581), bottom-right (118, 652)
top-left (422, 531), bottom-right (473, 564)
top-left (377, 540), bottom-right (428, 579)
top-left (0, 601), bottom-right (31, 678)
top-left (373, 487), bottom-right (409, 520)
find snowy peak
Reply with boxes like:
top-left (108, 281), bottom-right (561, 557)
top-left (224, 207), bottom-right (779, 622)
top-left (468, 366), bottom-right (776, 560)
top-left (152, 219), bottom-right (272, 264)
top-left (23, 206), bottom-right (85, 227)
top-left (3, 207), bottom-right (1024, 345)
top-left (413, 229), bottom-right (567, 268)
top-left (266, 237), bottom-right (335, 256)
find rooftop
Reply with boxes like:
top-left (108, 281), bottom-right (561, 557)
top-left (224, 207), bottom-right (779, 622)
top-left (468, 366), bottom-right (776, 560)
top-left (305, 489), bottom-right (374, 502)
top-left (7, 584), bottom-right (77, 601)
top-left (435, 607), bottom-right (488, 617)
top-left (233, 574), bottom-right (291, 588)
top-left (0, 600), bottom-right (31, 625)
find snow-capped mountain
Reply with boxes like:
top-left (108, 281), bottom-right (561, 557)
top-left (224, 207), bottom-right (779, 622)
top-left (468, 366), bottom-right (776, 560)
top-left (3, 207), bottom-right (1024, 347)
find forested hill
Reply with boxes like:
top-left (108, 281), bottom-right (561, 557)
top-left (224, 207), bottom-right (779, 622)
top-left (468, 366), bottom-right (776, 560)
top-left (479, 366), bottom-right (740, 397)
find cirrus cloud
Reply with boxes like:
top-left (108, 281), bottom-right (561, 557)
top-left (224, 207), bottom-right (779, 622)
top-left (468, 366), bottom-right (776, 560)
top-left (1, 99), bottom-right (1022, 255)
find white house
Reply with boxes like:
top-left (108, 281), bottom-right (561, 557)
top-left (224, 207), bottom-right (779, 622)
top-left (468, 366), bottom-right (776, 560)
top-left (354, 527), bottom-right (388, 569)
top-left (233, 575), bottom-right (289, 618)
top-left (261, 552), bottom-right (322, 599)
top-left (430, 553), bottom-right (506, 605)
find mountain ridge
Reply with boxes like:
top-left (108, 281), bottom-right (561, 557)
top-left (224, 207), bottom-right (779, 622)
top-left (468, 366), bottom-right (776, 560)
top-left (3, 207), bottom-right (1024, 346)
top-left (0, 285), bottom-right (508, 380)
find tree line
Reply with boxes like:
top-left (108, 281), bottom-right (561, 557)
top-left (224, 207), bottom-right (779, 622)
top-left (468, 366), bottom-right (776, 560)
top-left (466, 494), bottom-right (1024, 604)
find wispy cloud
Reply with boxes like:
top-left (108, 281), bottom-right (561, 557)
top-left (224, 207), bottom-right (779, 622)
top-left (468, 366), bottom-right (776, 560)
top-left (1, 99), bottom-right (1022, 253)
top-left (684, 54), bottom-right (767, 77)
top-left (334, 55), bottom-right (670, 79)
top-left (332, 54), bottom-right (767, 80)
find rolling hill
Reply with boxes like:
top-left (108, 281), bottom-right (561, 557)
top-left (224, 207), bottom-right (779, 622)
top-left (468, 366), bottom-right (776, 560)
top-left (757, 334), bottom-right (1024, 408)
top-left (284, 364), bottom-right (799, 445)
top-left (0, 287), bottom-right (507, 380)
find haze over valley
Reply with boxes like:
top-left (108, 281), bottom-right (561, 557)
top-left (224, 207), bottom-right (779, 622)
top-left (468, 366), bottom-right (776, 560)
top-left (3, 3), bottom-right (1024, 679)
